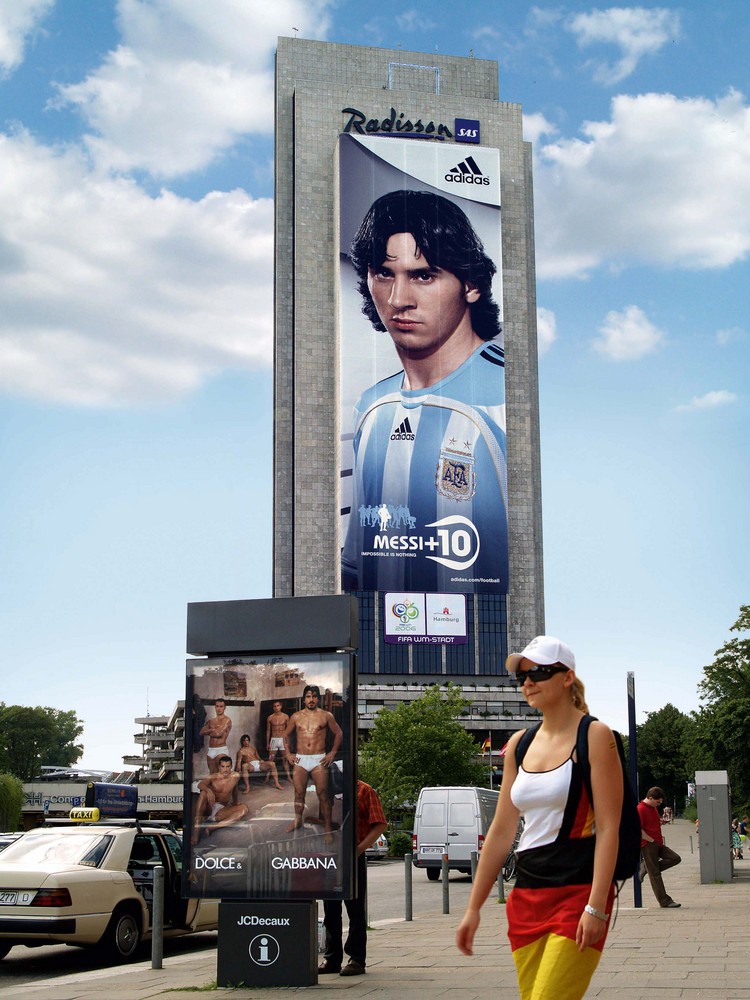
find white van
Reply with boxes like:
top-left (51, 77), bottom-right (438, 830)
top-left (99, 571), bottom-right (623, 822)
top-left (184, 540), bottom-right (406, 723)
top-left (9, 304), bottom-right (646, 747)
top-left (412, 786), bottom-right (500, 880)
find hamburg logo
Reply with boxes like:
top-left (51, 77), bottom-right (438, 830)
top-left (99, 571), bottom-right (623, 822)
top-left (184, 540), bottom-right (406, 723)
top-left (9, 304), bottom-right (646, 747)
top-left (436, 449), bottom-right (476, 500)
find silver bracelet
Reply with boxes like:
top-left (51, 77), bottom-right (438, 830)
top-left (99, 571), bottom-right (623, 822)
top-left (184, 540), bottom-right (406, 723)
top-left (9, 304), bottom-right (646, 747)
top-left (584, 904), bottom-right (609, 921)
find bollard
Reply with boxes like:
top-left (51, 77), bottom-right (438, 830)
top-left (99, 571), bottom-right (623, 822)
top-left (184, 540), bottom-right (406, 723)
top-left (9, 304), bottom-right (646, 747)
top-left (151, 865), bottom-right (164, 970)
top-left (442, 852), bottom-right (450, 914)
top-left (497, 872), bottom-right (505, 903)
top-left (471, 850), bottom-right (478, 881)
top-left (690, 835), bottom-right (694, 854)
top-left (404, 854), bottom-right (413, 922)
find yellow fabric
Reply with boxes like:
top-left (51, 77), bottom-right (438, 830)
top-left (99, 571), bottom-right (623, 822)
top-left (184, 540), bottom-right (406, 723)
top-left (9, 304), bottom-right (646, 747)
top-left (512, 931), bottom-right (601, 1000)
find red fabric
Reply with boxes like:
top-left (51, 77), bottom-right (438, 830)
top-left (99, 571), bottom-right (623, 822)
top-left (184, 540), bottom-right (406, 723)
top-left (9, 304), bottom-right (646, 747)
top-left (637, 799), bottom-right (663, 847)
top-left (507, 883), bottom-right (615, 954)
top-left (357, 780), bottom-right (386, 844)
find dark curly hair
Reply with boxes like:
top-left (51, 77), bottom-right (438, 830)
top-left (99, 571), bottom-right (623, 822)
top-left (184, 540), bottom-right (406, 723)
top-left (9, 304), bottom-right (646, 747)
top-left (350, 190), bottom-right (501, 342)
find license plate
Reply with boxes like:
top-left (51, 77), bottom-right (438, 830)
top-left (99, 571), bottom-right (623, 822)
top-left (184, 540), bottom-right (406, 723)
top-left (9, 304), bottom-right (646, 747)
top-left (0, 892), bottom-right (18, 905)
top-left (421, 847), bottom-right (443, 855)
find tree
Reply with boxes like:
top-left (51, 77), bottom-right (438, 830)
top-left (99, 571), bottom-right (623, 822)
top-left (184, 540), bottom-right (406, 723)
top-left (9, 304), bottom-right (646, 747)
top-left (0, 705), bottom-right (84, 781)
top-left (359, 684), bottom-right (484, 818)
top-left (692, 606), bottom-right (750, 812)
top-left (635, 704), bottom-right (694, 807)
top-left (0, 773), bottom-right (24, 831)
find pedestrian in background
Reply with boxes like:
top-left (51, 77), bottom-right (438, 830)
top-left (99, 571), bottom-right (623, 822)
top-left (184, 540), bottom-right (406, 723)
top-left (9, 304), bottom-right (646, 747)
top-left (638, 787), bottom-right (681, 907)
top-left (318, 779), bottom-right (387, 977)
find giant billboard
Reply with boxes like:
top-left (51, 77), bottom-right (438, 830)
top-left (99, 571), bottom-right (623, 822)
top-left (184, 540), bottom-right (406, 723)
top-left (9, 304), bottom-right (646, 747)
top-left (183, 652), bottom-right (355, 900)
top-left (338, 133), bottom-right (507, 596)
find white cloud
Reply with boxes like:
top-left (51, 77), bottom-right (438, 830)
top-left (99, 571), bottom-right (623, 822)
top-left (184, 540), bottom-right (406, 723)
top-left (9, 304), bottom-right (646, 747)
top-left (53, 0), bottom-right (332, 177)
top-left (536, 306), bottom-right (557, 355)
top-left (395, 11), bottom-right (436, 33)
top-left (534, 89), bottom-right (750, 279)
top-left (568, 6), bottom-right (681, 85)
top-left (523, 112), bottom-right (557, 144)
top-left (592, 305), bottom-right (664, 361)
top-left (0, 130), bottom-right (274, 406)
top-left (716, 326), bottom-right (744, 346)
top-left (0, 0), bottom-right (54, 76)
top-left (673, 390), bottom-right (738, 413)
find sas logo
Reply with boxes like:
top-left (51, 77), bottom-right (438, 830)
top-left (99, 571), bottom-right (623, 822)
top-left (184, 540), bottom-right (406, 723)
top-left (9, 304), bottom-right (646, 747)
top-left (455, 118), bottom-right (480, 144)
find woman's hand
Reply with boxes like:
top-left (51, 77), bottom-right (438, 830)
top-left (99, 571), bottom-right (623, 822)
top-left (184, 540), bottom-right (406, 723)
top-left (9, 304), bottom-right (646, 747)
top-left (575, 910), bottom-right (607, 951)
top-left (456, 908), bottom-right (481, 956)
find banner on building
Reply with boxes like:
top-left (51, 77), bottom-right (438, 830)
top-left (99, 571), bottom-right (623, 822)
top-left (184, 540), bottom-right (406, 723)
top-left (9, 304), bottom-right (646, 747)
top-left (338, 133), bottom-right (507, 596)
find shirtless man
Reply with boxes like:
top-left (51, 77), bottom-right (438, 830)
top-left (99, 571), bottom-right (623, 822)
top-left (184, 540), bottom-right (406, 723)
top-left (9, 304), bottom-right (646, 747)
top-left (266, 701), bottom-right (292, 782)
top-left (191, 755), bottom-right (248, 845)
top-left (235, 734), bottom-right (283, 792)
top-left (284, 685), bottom-right (342, 840)
top-left (199, 698), bottom-right (232, 774)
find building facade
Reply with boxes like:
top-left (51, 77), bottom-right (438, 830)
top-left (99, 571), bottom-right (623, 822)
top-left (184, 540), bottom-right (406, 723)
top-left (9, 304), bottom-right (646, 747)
top-left (273, 38), bottom-right (544, 746)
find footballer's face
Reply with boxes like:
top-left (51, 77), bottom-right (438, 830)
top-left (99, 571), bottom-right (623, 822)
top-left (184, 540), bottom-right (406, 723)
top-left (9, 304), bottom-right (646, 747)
top-left (367, 233), bottom-right (479, 358)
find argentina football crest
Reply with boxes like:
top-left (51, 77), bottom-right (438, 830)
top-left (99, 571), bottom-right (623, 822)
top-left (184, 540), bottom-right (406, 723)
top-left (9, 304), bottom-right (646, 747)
top-left (436, 447), bottom-right (476, 501)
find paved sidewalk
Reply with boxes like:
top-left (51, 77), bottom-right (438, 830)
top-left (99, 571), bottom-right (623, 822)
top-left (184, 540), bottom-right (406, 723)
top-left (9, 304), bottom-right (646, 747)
top-left (6, 820), bottom-right (750, 999)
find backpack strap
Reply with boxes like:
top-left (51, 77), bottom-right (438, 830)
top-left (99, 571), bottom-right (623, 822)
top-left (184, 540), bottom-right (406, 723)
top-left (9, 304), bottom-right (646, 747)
top-left (514, 722), bottom-right (542, 768)
top-left (575, 714), bottom-right (596, 802)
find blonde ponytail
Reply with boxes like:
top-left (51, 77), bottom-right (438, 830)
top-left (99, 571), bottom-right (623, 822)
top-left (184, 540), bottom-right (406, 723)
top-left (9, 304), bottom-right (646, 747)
top-left (570, 674), bottom-right (589, 714)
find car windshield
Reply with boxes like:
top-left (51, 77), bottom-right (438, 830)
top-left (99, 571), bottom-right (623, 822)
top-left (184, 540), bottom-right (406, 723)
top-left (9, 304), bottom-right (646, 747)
top-left (0, 831), bottom-right (113, 867)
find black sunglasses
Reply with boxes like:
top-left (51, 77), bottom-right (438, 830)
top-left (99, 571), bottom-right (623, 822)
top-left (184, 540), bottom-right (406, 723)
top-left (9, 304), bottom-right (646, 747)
top-left (514, 665), bottom-right (569, 685)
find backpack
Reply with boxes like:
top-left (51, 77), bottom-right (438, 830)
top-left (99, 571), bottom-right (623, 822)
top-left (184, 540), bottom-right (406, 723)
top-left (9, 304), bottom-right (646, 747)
top-left (515, 714), bottom-right (641, 882)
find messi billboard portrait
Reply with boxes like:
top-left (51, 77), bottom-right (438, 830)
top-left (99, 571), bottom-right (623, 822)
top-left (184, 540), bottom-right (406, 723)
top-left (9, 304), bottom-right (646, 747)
top-left (338, 134), bottom-right (508, 595)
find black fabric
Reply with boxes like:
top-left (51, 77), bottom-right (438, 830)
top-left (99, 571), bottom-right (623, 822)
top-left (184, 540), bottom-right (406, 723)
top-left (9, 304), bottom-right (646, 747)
top-left (515, 714), bottom-right (642, 883)
top-left (323, 853), bottom-right (367, 966)
top-left (515, 838), bottom-right (596, 889)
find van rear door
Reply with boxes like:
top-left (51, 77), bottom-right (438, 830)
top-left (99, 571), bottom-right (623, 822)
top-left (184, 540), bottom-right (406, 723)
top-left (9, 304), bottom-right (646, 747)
top-left (446, 789), bottom-right (479, 866)
top-left (415, 794), bottom-right (447, 865)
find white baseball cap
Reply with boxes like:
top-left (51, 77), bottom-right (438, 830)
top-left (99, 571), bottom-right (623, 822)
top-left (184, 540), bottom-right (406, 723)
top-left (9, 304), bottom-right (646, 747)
top-left (506, 635), bottom-right (576, 672)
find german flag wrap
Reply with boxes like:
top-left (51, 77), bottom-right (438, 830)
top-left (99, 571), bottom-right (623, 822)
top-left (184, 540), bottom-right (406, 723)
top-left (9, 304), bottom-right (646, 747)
top-left (507, 840), bottom-right (615, 1000)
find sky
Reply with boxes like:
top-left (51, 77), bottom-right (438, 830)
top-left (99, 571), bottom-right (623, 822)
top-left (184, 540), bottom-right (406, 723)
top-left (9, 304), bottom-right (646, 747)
top-left (0, 1), bottom-right (747, 771)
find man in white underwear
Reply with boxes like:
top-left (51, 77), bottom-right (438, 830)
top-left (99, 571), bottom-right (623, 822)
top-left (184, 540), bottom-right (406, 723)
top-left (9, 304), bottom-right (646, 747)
top-left (284, 685), bottom-right (342, 841)
top-left (191, 755), bottom-right (248, 845)
top-left (235, 734), bottom-right (284, 792)
top-left (266, 700), bottom-right (292, 782)
top-left (199, 698), bottom-right (233, 774)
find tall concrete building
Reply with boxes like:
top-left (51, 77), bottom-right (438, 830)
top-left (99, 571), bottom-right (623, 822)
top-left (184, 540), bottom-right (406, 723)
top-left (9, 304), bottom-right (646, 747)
top-left (274, 38), bottom-right (544, 743)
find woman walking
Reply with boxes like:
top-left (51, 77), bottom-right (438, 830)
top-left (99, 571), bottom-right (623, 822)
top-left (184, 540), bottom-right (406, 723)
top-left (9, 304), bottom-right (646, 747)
top-left (456, 636), bottom-right (623, 999)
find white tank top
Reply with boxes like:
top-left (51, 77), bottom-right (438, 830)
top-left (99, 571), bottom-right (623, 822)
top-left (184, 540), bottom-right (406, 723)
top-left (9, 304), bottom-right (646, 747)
top-left (511, 758), bottom-right (576, 852)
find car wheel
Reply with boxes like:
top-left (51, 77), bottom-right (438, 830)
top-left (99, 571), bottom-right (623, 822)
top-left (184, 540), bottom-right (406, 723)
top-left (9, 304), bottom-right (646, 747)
top-left (426, 867), bottom-right (440, 881)
top-left (100, 906), bottom-right (141, 962)
top-left (0, 941), bottom-right (15, 960)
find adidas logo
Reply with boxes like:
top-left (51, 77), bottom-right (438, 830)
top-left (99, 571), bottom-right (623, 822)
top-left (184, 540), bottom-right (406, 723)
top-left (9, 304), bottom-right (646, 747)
top-left (390, 417), bottom-right (415, 441)
top-left (445, 154), bottom-right (490, 186)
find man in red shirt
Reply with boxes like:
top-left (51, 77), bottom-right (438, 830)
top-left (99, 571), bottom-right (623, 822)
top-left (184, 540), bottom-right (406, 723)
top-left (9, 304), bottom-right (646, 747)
top-left (637, 786), bottom-right (681, 908)
top-left (319, 780), bottom-right (387, 977)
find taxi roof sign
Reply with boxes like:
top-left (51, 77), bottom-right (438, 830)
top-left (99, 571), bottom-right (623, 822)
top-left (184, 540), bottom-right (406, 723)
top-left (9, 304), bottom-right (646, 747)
top-left (70, 807), bottom-right (101, 822)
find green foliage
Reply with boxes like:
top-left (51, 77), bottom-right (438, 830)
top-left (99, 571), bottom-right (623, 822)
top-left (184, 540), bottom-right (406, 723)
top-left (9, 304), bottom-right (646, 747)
top-left (388, 831), bottom-right (413, 857)
top-left (635, 703), bottom-right (694, 805)
top-left (692, 606), bottom-right (750, 809)
top-left (0, 704), bottom-right (84, 781)
top-left (0, 773), bottom-right (24, 831)
top-left (359, 684), bottom-right (484, 817)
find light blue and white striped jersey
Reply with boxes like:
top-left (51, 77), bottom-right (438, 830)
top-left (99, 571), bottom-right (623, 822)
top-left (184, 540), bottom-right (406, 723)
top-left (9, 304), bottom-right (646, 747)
top-left (341, 341), bottom-right (508, 594)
